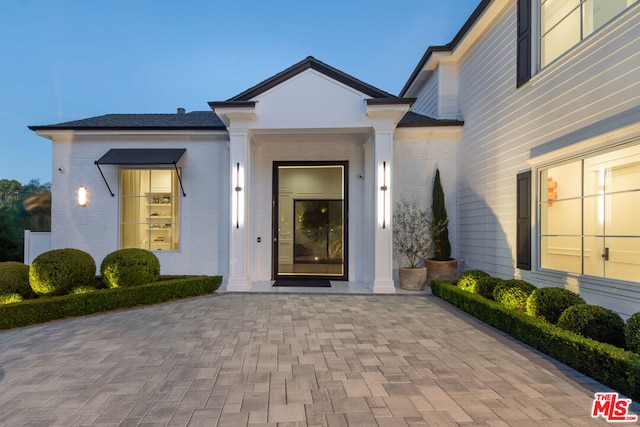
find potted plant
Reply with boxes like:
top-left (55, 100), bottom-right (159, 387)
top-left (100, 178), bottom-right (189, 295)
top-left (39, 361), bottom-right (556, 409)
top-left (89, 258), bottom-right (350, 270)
top-left (393, 198), bottom-right (432, 290)
top-left (425, 169), bottom-right (458, 284)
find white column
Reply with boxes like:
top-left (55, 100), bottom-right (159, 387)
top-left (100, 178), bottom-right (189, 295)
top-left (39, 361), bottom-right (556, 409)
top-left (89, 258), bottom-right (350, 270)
top-left (227, 130), bottom-right (251, 291)
top-left (372, 127), bottom-right (395, 293)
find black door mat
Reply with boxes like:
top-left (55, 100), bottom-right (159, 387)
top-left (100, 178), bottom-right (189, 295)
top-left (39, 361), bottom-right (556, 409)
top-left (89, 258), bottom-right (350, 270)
top-left (273, 279), bottom-right (331, 287)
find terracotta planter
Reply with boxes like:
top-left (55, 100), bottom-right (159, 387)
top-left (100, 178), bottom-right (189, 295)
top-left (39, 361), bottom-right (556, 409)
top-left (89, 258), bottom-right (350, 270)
top-left (398, 267), bottom-right (427, 291)
top-left (424, 258), bottom-right (458, 285)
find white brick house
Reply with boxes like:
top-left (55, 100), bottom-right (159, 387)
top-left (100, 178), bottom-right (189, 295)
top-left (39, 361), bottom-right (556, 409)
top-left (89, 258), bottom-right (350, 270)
top-left (30, 0), bottom-right (640, 315)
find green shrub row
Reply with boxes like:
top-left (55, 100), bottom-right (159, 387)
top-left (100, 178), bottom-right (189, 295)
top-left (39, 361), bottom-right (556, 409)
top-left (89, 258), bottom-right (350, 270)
top-left (431, 280), bottom-right (640, 401)
top-left (0, 275), bottom-right (222, 330)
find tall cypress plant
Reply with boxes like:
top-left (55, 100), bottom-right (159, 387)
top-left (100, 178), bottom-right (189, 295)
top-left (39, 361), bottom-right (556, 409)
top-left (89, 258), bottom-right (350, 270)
top-left (431, 169), bottom-right (451, 261)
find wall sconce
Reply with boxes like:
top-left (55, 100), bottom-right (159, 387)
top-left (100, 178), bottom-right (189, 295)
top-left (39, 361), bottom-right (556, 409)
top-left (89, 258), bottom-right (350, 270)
top-left (379, 161), bottom-right (390, 228)
top-left (233, 162), bottom-right (243, 228)
top-left (78, 187), bottom-right (88, 207)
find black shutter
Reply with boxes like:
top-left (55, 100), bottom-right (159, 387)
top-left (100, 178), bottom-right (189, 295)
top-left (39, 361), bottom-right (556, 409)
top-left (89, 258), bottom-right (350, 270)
top-left (516, 171), bottom-right (532, 270)
top-left (517, 0), bottom-right (531, 87)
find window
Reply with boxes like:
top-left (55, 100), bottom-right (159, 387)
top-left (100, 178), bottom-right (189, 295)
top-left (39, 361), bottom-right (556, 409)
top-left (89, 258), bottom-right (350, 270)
top-left (539, 143), bottom-right (640, 282)
top-left (121, 169), bottom-right (181, 251)
top-left (540, 0), bottom-right (638, 67)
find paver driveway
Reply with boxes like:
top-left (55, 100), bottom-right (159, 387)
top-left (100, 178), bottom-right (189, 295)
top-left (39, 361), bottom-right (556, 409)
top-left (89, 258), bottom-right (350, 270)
top-left (0, 293), bottom-right (628, 426)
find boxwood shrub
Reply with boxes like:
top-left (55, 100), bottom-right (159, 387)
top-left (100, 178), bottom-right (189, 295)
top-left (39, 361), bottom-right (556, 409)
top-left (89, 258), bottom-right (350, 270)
top-left (526, 287), bottom-right (585, 324)
top-left (431, 280), bottom-right (640, 401)
top-left (0, 261), bottom-right (35, 299)
top-left (100, 248), bottom-right (160, 288)
top-left (29, 249), bottom-right (96, 296)
top-left (457, 270), bottom-right (490, 292)
top-left (476, 276), bottom-right (504, 300)
top-left (557, 304), bottom-right (626, 348)
top-left (493, 279), bottom-right (537, 312)
top-left (0, 275), bottom-right (222, 330)
top-left (0, 293), bottom-right (23, 305)
top-left (626, 312), bottom-right (640, 354)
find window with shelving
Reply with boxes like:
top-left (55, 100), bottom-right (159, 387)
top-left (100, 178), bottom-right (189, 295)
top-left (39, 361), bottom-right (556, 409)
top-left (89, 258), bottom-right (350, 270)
top-left (539, 143), bottom-right (640, 282)
top-left (120, 169), bottom-right (180, 251)
top-left (540, 0), bottom-right (638, 67)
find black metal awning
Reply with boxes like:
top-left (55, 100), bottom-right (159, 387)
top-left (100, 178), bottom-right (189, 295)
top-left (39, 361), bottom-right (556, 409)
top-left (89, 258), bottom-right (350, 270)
top-left (94, 149), bottom-right (186, 197)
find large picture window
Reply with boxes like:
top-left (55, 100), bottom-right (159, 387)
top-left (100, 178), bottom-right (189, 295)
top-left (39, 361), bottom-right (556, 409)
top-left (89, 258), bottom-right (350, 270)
top-left (540, 0), bottom-right (638, 67)
top-left (539, 143), bottom-right (640, 282)
top-left (120, 169), bottom-right (181, 251)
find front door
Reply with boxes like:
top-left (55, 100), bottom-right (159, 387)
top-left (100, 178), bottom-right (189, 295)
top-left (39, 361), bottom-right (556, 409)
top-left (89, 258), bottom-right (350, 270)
top-left (273, 162), bottom-right (348, 280)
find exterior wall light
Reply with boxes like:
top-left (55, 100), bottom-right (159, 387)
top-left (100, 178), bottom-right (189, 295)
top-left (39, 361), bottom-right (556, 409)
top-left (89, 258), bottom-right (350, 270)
top-left (78, 187), bottom-right (88, 207)
top-left (379, 161), bottom-right (390, 229)
top-left (233, 162), bottom-right (243, 228)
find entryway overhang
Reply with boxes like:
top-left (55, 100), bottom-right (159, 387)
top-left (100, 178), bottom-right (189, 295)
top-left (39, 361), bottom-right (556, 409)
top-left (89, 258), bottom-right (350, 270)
top-left (94, 148), bottom-right (187, 197)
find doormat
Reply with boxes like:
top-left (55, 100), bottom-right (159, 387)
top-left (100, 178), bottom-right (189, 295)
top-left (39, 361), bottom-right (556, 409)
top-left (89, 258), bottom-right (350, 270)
top-left (273, 279), bottom-right (331, 287)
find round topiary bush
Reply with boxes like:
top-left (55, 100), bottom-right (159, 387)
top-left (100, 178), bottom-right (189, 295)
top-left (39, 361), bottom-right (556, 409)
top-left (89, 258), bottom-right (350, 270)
top-left (624, 312), bottom-right (640, 354)
top-left (100, 248), bottom-right (160, 289)
top-left (476, 276), bottom-right (504, 300)
top-left (0, 261), bottom-right (36, 299)
top-left (457, 270), bottom-right (490, 292)
top-left (526, 287), bottom-right (586, 324)
top-left (29, 248), bottom-right (96, 296)
top-left (493, 279), bottom-right (537, 312)
top-left (557, 304), bottom-right (626, 348)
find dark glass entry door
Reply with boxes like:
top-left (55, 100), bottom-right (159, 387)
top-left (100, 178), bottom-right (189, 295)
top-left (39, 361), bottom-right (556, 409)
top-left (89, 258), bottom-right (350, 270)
top-left (273, 162), bottom-right (347, 279)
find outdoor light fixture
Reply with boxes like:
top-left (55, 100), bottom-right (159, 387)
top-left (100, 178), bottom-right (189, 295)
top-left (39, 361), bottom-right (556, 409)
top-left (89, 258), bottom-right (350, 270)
top-left (78, 187), bottom-right (88, 207)
top-left (234, 162), bottom-right (243, 229)
top-left (380, 161), bottom-right (390, 229)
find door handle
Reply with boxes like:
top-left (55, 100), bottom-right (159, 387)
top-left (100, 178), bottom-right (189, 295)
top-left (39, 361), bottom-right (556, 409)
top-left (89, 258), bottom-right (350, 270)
top-left (602, 247), bottom-right (609, 261)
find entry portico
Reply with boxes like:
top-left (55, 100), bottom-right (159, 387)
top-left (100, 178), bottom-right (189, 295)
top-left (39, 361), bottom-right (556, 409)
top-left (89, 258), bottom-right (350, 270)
top-left (210, 57), bottom-right (415, 292)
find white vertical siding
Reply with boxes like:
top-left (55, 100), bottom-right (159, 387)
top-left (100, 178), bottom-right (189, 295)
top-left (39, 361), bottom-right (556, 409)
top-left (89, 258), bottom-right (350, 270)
top-left (456, 2), bottom-right (640, 314)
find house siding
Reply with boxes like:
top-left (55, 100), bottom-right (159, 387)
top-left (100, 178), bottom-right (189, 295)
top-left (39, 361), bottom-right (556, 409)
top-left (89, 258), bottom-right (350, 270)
top-left (51, 134), bottom-right (230, 277)
top-left (456, 2), bottom-right (640, 315)
top-left (411, 68), bottom-right (439, 118)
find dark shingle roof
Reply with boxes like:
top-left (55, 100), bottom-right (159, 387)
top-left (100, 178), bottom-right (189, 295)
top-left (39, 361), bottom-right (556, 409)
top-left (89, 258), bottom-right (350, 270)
top-left (227, 56), bottom-right (397, 101)
top-left (28, 111), bottom-right (226, 131)
top-left (398, 111), bottom-right (464, 127)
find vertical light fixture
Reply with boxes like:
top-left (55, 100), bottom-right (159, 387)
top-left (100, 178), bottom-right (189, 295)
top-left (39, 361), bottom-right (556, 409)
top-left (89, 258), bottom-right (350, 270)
top-left (380, 161), bottom-right (389, 229)
top-left (78, 187), bottom-right (88, 207)
top-left (234, 162), bottom-right (243, 228)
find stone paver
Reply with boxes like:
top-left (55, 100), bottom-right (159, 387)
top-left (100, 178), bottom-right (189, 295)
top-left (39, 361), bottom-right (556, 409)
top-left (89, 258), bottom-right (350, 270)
top-left (0, 293), bottom-right (635, 426)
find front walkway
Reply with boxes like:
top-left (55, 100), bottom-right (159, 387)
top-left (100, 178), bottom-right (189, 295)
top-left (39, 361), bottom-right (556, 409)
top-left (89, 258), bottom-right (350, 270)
top-left (0, 293), bottom-right (630, 426)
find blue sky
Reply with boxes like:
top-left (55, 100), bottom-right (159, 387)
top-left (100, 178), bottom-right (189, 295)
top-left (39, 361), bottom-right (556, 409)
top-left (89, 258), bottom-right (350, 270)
top-left (1, 0), bottom-right (480, 185)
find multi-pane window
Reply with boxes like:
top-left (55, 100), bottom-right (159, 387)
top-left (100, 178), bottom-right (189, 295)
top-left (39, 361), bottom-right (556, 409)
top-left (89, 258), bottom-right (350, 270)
top-left (540, 0), bottom-right (638, 67)
top-left (539, 143), bottom-right (640, 282)
top-left (120, 169), bottom-right (180, 251)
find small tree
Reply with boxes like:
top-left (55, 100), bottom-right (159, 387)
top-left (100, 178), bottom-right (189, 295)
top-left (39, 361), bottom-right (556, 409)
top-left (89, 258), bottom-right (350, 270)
top-left (431, 169), bottom-right (452, 261)
top-left (393, 199), bottom-right (432, 268)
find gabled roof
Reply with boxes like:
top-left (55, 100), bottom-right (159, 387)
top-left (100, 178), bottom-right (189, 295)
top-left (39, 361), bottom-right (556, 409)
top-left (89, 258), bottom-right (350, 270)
top-left (28, 111), bottom-right (226, 131)
top-left (226, 56), bottom-right (397, 101)
top-left (399, 0), bottom-right (493, 97)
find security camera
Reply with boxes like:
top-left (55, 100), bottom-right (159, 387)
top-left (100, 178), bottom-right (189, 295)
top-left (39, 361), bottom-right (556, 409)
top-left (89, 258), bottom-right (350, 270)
top-left (58, 167), bottom-right (65, 173)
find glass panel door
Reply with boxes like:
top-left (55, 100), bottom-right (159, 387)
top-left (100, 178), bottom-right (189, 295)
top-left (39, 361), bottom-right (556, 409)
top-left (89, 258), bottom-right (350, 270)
top-left (274, 163), bottom-right (347, 279)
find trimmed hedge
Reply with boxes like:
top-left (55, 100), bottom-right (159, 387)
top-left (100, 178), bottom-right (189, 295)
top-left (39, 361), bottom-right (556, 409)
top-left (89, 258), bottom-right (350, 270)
top-left (457, 270), bottom-right (490, 292)
top-left (0, 294), bottom-right (23, 305)
top-left (431, 280), bottom-right (640, 401)
top-left (0, 275), bottom-right (222, 330)
top-left (0, 261), bottom-right (35, 299)
top-left (493, 279), bottom-right (536, 312)
top-left (30, 249), bottom-right (96, 296)
top-left (526, 287), bottom-right (585, 324)
top-left (626, 312), bottom-right (640, 354)
top-left (557, 304), bottom-right (626, 349)
top-left (101, 248), bottom-right (160, 288)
